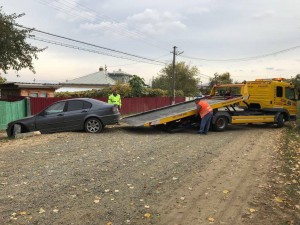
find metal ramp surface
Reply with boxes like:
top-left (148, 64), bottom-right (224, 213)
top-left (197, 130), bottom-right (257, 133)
top-left (121, 97), bottom-right (241, 127)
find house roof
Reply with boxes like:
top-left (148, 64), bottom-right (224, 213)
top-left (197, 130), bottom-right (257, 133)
top-left (62, 71), bottom-right (116, 85)
top-left (0, 82), bottom-right (61, 89)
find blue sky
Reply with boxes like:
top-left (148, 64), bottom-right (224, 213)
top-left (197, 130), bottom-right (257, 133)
top-left (1, 0), bottom-right (300, 84)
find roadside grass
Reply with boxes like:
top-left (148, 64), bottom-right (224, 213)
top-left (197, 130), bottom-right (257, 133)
top-left (276, 101), bottom-right (300, 222)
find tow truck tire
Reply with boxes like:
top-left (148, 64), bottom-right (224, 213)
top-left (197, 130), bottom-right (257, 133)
top-left (275, 113), bottom-right (285, 128)
top-left (213, 116), bottom-right (228, 131)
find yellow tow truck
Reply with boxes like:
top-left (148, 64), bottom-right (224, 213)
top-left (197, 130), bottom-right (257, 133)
top-left (122, 78), bottom-right (298, 132)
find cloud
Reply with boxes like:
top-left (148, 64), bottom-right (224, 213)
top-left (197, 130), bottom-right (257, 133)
top-left (53, 0), bottom-right (96, 22)
top-left (186, 7), bottom-right (210, 15)
top-left (127, 9), bottom-right (187, 35)
top-left (252, 10), bottom-right (275, 20)
top-left (79, 21), bottom-right (135, 38)
top-left (80, 8), bottom-right (187, 37)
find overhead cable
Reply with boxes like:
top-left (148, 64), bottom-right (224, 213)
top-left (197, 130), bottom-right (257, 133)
top-left (14, 24), bottom-right (167, 65)
top-left (35, 0), bottom-right (172, 51)
top-left (30, 36), bottom-right (166, 66)
top-left (180, 45), bottom-right (300, 62)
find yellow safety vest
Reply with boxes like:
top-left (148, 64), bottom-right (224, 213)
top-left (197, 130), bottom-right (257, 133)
top-left (108, 94), bottom-right (122, 107)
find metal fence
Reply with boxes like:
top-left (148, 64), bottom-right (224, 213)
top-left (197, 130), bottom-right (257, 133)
top-left (0, 99), bottom-right (29, 130)
top-left (29, 97), bottom-right (185, 115)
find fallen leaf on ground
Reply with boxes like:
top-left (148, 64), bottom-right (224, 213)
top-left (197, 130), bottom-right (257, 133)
top-left (53, 209), bottom-right (59, 213)
top-left (207, 217), bottom-right (215, 222)
top-left (223, 190), bottom-right (230, 194)
top-left (20, 211), bottom-right (27, 215)
top-left (274, 197), bottom-right (284, 203)
top-left (144, 213), bottom-right (151, 218)
top-left (39, 208), bottom-right (46, 214)
top-left (248, 208), bottom-right (256, 213)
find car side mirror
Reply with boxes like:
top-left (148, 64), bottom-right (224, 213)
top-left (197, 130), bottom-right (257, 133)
top-left (38, 111), bottom-right (46, 116)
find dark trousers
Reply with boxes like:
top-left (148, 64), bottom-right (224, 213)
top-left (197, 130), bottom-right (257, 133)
top-left (198, 112), bottom-right (213, 134)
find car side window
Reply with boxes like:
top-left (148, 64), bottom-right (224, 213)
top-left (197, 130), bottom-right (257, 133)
top-left (67, 100), bottom-right (84, 111)
top-left (45, 102), bottom-right (65, 115)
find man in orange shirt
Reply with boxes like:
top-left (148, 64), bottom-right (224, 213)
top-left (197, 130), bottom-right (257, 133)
top-left (195, 97), bottom-right (213, 134)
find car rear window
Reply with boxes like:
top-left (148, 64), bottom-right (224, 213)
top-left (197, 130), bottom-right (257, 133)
top-left (67, 100), bottom-right (92, 111)
top-left (83, 101), bottom-right (92, 109)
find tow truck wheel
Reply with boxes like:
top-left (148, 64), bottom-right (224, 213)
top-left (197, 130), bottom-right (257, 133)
top-left (275, 113), bottom-right (285, 128)
top-left (213, 116), bottom-right (228, 131)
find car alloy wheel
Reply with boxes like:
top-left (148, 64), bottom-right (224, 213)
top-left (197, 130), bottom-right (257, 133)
top-left (85, 118), bottom-right (103, 133)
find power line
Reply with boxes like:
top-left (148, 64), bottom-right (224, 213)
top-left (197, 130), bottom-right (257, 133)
top-left (14, 24), bottom-right (167, 65)
top-left (29, 36), bottom-right (166, 66)
top-left (180, 45), bottom-right (300, 62)
top-left (35, 0), bottom-right (172, 51)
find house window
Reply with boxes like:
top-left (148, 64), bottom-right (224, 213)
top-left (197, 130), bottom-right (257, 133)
top-left (29, 92), bottom-right (38, 97)
top-left (40, 92), bottom-right (48, 98)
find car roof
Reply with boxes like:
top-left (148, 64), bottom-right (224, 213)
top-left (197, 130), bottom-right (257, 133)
top-left (57, 98), bottom-right (107, 104)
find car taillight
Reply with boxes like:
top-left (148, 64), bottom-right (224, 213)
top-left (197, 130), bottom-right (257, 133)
top-left (112, 106), bottom-right (118, 113)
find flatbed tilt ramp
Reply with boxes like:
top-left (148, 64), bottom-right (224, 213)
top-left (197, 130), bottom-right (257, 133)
top-left (122, 96), bottom-right (247, 127)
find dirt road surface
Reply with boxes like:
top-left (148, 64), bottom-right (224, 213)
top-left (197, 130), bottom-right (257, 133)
top-left (0, 124), bottom-right (280, 225)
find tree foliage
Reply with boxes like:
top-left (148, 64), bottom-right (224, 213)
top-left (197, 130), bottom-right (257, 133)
top-left (0, 75), bottom-right (6, 84)
top-left (208, 72), bottom-right (233, 88)
top-left (152, 61), bottom-right (200, 96)
top-left (0, 7), bottom-right (45, 74)
top-left (290, 74), bottom-right (300, 91)
top-left (55, 83), bottom-right (169, 98)
top-left (128, 75), bottom-right (146, 97)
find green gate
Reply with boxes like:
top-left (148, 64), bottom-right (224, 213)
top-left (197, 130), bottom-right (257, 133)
top-left (0, 99), bottom-right (30, 130)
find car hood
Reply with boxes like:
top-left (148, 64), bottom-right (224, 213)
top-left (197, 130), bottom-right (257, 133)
top-left (7, 115), bottom-right (35, 126)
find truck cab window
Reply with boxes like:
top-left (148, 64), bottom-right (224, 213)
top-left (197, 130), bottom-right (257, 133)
top-left (276, 86), bottom-right (283, 97)
top-left (285, 87), bottom-right (295, 100)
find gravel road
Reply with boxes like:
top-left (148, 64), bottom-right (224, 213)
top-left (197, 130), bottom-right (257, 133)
top-left (0, 123), bottom-right (280, 225)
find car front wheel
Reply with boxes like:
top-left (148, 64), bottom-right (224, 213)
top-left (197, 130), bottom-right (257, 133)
top-left (85, 118), bottom-right (103, 133)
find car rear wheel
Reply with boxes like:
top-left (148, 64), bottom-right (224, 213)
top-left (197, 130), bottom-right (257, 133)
top-left (85, 118), bottom-right (103, 133)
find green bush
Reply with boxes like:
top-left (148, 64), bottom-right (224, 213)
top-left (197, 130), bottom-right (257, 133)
top-left (55, 85), bottom-right (172, 98)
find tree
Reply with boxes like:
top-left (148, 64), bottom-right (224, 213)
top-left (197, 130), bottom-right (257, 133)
top-left (128, 75), bottom-right (146, 97)
top-left (208, 72), bottom-right (233, 88)
top-left (0, 7), bottom-right (45, 74)
top-left (290, 74), bottom-right (300, 91)
top-left (289, 74), bottom-right (300, 100)
top-left (0, 75), bottom-right (6, 84)
top-left (152, 61), bottom-right (200, 96)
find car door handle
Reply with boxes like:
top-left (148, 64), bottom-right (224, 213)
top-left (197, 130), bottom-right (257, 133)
top-left (81, 110), bottom-right (88, 113)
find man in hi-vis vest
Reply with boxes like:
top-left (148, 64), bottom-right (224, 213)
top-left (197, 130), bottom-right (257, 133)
top-left (108, 90), bottom-right (122, 110)
top-left (195, 97), bottom-right (213, 134)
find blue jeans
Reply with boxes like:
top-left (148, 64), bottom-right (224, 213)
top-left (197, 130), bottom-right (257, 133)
top-left (198, 112), bottom-right (213, 134)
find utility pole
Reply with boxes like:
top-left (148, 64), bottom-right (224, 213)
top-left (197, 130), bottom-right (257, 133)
top-left (171, 46), bottom-right (183, 105)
